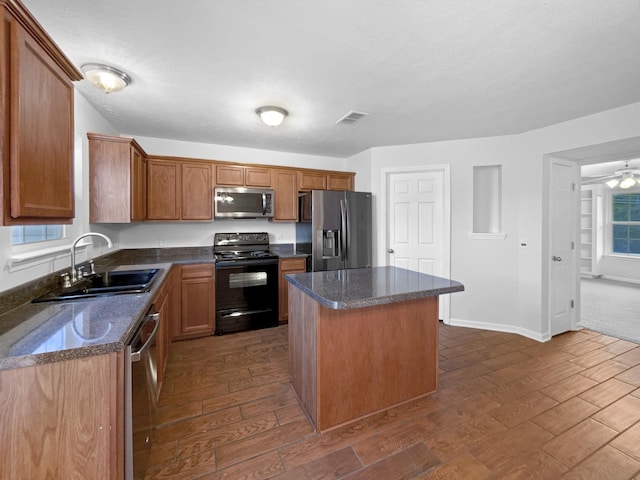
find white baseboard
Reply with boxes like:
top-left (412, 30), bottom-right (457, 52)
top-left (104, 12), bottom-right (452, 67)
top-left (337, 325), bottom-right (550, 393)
top-left (448, 317), bottom-right (551, 343)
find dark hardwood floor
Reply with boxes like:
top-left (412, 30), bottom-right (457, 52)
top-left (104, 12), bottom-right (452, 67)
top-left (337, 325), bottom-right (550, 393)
top-left (144, 323), bottom-right (640, 479)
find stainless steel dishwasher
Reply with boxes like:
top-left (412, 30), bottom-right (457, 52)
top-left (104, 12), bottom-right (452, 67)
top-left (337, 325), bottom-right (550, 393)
top-left (125, 305), bottom-right (160, 480)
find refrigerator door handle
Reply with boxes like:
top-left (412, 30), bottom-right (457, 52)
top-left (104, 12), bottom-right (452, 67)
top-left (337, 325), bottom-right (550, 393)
top-left (340, 199), bottom-right (348, 261)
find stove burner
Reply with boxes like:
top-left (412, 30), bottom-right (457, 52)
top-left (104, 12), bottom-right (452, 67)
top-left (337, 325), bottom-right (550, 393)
top-left (213, 232), bottom-right (278, 263)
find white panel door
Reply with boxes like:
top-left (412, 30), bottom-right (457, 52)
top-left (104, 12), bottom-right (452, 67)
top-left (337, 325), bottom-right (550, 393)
top-left (387, 168), bottom-right (449, 319)
top-left (549, 159), bottom-right (579, 336)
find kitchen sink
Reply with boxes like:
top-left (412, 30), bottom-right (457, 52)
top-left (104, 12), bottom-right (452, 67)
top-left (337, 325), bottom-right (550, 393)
top-left (33, 268), bottom-right (162, 303)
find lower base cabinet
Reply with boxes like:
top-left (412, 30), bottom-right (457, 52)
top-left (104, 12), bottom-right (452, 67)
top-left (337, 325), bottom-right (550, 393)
top-left (0, 352), bottom-right (125, 479)
top-left (278, 257), bottom-right (307, 323)
top-left (153, 266), bottom-right (180, 397)
top-left (175, 263), bottom-right (215, 339)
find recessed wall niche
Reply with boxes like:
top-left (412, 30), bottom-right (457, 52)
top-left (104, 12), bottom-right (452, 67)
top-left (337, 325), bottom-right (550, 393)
top-left (473, 165), bottom-right (502, 234)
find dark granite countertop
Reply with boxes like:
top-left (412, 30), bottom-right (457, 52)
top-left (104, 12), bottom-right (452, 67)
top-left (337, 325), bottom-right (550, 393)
top-left (286, 266), bottom-right (464, 310)
top-left (0, 243), bottom-right (301, 371)
top-left (0, 263), bottom-right (172, 370)
top-left (269, 243), bottom-right (307, 258)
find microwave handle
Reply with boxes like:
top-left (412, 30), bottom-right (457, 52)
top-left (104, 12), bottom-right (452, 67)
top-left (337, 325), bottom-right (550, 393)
top-left (262, 193), bottom-right (267, 216)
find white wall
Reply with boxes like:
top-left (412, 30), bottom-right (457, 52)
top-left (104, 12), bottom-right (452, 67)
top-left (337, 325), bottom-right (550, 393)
top-left (0, 92), bottom-right (119, 292)
top-left (363, 101), bottom-right (640, 341)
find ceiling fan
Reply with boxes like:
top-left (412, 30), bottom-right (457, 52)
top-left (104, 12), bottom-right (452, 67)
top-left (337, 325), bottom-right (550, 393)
top-left (582, 162), bottom-right (640, 189)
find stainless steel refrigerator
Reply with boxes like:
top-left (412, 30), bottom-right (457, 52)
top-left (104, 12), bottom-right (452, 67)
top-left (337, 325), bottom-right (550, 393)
top-left (296, 190), bottom-right (372, 271)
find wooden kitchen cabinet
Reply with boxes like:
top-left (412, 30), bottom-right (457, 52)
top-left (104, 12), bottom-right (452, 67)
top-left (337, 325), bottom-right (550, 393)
top-left (153, 266), bottom-right (179, 398)
top-left (327, 172), bottom-right (354, 191)
top-left (147, 158), bottom-right (181, 220)
top-left (0, 0), bottom-right (82, 225)
top-left (278, 257), bottom-right (307, 322)
top-left (89, 133), bottom-right (147, 222)
top-left (215, 164), bottom-right (272, 187)
top-left (178, 263), bottom-right (215, 338)
top-left (0, 351), bottom-right (125, 479)
top-left (147, 157), bottom-right (213, 221)
top-left (272, 168), bottom-right (298, 222)
top-left (297, 170), bottom-right (327, 191)
top-left (298, 170), bottom-right (355, 192)
top-left (181, 161), bottom-right (213, 220)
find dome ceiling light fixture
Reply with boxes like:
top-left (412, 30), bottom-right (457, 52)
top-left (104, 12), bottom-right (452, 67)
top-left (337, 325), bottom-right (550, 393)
top-left (256, 106), bottom-right (288, 127)
top-left (81, 63), bottom-right (131, 94)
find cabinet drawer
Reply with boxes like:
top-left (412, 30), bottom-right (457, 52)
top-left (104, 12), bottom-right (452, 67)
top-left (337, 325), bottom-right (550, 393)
top-left (181, 264), bottom-right (214, 279)
top-left (280, 257), bottom-right (307, 272)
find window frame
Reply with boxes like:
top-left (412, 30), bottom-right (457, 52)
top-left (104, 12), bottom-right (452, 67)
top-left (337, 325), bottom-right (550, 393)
top-left (607, 190), bottom-right (640, 257)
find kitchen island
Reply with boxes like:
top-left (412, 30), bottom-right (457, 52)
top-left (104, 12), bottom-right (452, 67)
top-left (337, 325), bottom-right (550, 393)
top-left (286, 266), bottom-right (464, 432)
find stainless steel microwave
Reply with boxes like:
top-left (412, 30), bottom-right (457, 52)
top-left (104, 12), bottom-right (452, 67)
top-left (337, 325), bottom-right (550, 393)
top-left (214, 187), bottom-right (275, 218)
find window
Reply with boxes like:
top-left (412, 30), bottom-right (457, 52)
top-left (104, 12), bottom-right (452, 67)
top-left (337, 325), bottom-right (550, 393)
top-left (11, 225), bottom-right (64, 245)
top-left (612, 193), bottom-right (640, 255)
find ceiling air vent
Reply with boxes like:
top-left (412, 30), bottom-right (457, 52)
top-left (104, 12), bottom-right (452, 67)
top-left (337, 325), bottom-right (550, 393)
top-left (336, 110), bottom-right (369, 125)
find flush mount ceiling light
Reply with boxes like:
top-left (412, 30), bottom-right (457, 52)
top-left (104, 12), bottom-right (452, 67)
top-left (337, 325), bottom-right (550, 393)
top-left (256, 106), bottom-right (288, 127)
top-left (81, 63), bottom-right (131, 94)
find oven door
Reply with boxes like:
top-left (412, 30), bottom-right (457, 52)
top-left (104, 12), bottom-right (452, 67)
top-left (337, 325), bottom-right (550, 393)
top-left (215, 260), bottom-right (279, 334)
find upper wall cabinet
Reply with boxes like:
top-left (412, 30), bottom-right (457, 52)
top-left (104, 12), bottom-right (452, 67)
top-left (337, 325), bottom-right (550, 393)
top-left (89, 133), bottom-right (147, 223)
top-left (147, 157), bottom-right (213, 221)
top-left (0, 0), bottom-right (83, 225)
top-left (298, 171), bottom-right (355, 191)
top-left (215, 164), bottom-right (272, 187)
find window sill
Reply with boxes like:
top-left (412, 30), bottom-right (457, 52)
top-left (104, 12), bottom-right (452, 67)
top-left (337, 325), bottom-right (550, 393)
top-left (468, 233), bottom-right (508, 240)
top-left (8, 244), bottom-right (87, 272)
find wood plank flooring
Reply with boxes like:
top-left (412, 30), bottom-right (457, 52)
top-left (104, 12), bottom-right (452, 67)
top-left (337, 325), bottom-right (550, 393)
top-left (144, 324), bottom-right (640, 479)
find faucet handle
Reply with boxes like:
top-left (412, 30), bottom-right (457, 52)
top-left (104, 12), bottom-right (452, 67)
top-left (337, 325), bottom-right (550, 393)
top-left (60, 273), bottom-right (71, 289)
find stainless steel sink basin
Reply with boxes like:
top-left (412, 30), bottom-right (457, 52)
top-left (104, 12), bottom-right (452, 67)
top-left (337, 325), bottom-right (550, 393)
top-left (33, 268), bottom-right (162, 303)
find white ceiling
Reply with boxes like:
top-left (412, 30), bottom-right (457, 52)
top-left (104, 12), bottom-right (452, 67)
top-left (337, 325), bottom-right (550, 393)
top-left (22, 0), bottom-right (640, 158)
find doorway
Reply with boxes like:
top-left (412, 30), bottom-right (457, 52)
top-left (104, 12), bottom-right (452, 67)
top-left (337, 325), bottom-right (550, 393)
top-left (547, 136), bottom-right (640, 339)
top-left (381, 165), bottom-right (451, 322)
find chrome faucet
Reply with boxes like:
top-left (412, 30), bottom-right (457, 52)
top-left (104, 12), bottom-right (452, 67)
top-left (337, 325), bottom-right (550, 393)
top-left (70, 232), bottom-right (113, 283)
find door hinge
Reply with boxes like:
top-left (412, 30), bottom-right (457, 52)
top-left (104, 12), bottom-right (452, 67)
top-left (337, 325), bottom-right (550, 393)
top-left (571, 300), bottom-right (575, 308)
top-left (571, 241), bottom-right (575, 250)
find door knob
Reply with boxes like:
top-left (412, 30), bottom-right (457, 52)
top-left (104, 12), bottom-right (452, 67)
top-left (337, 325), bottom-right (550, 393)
top-left (387, 248), bottom-right (394, 253)
top-left (552, 255), bottom-right (563, 262)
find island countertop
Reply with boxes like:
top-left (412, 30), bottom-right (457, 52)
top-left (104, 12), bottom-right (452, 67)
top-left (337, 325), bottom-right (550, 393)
top-left (285, 265), bottom-right (464, 310)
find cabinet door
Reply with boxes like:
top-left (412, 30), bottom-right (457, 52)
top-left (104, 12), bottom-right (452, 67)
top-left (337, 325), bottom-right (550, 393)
top-left (180, 264), bottom-right (215, 336)
top-left (278, 257), bottom-right (307, 322)
top-left (216, 165), bottom-right (244, 186)
top-left (245, 167), bottom-right (272, 187)
top-left (9, 21), bottom-right (75, 221)
top-left (297, 171), bottom-right (327, 191)
top-left (272, 169), bottom-right (298, 222)
top-left (327, 173), bottom-right (354, 191)
top-left (130, 146), bottom-right (147, 220)
top-left (147, 159), bottom-right (181, 220)
top-left (181, 162), bottom-right (212, 220)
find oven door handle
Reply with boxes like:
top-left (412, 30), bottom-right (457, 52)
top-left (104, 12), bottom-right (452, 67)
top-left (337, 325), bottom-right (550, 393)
top-left (131, 311), bottom-right (160, 362)
top-left (220, 308), bottom-right (273, 318)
